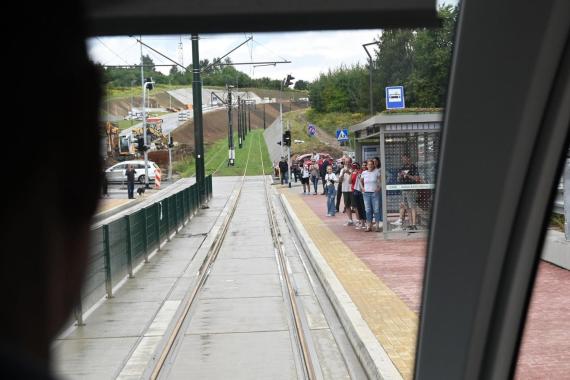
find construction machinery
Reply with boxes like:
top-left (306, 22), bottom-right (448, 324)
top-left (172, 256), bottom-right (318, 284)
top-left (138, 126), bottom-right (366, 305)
top-left (118, 118), bottom-right (168, 157)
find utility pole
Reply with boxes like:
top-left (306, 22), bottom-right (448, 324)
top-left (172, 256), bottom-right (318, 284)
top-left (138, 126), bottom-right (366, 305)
top-left (168, 132), bottom-right (173, 181)
top-left (280, 81), bottom-right (284, 159)
top-left (140, 38), bottom-right (150, 188)
top-left (263, 103), bottom-right (266, 129)
top-left (563, 157), bottom-right (570, 241)
top-left (227, 86), bottom-right (235, 165)
top-left (242, 99), bottom-right (247, 139)
top-left (130, 79), bottom-right (136, 126)
top-left (288, 120), bottom-right (292, 188)
top-left (192, 33), bottom-right (206, 204)
top-left (248, 102), bottom-right (251, 132)
top-left (363, 42), bottom-right (380, 116)
top-left (237, 96), bottom-right (242, 148)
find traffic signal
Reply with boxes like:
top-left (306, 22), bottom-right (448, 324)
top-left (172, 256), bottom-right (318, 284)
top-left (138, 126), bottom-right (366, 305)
top-left (145, 77), bottom-right (154, 90)
top-left (283, 131), bottom-right (291, 146)
top-left (284, 74), bottom-right (295, 87)
top-left (168, 135), bottom-right (174, 148)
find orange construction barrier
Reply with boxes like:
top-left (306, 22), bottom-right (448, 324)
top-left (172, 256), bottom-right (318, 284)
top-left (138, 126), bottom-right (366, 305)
top-left (154, 167), bottom-right (161, 189)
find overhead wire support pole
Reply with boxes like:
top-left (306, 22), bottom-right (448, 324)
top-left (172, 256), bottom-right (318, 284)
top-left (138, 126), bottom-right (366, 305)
top-left (242, 99), bottom-right (247, 140)
top-left (237, 96), bottom-right (242, 149)
top-left (363, 42), bottom-right (380, 116)
top-left (288, 120), bottom-right (292, 188)
top-left (140, 36), bottom-right (150, 189)
top-left (227, 86), bottom-right (235, 166)
top-left (191, 34), bottom-right (206, 206)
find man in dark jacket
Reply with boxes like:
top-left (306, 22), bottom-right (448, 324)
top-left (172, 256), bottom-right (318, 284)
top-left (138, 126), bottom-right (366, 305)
top-left (319, 159), bottom-right (330, 194)
top-left (126, 164), bottom-right (136, 199)
top-left (278, 158), bottom-right (289, 185)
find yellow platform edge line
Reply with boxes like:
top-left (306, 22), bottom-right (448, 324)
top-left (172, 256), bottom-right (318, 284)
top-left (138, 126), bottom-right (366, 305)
top-left (282, 190), bottom-right (419, 379)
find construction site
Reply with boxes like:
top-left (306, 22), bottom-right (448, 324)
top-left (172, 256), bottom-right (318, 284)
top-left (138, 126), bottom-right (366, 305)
top-left (102, 87), bottom-right (309, 176)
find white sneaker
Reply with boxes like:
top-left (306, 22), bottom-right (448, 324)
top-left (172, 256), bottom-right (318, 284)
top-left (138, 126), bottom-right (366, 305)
top-left (391, 219), bottom-right (402, 226)
top-left (344, 220), bottom-right (354, 226)
top-left (377, 222), bottom-right (383, 229)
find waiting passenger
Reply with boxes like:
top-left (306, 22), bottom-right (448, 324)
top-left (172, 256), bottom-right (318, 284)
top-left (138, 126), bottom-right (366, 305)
top-left (310, 161), bottom-right (320, 195)
top-left (351, 162), bottom-right (367, 229)
top-left (301, 161), bottom-right (311, 194)
top-left (324, 165), bottom-right (338, 216)
top-left (361, 159), bottom-right (382, 231)
top-left (398, 153), bottom-right (422, 230)
top-left (339, 160), bottom-right (354, 225)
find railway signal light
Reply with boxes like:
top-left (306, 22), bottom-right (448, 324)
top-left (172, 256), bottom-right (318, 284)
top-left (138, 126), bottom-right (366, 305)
top-left (283, 131), bottom-right (291, 146)
top-left (145, 77), bottom-right (154, 90)
top-left (284, 74), bottom-right (295, 87)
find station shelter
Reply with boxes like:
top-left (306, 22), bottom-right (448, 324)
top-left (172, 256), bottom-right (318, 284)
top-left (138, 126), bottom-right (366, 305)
top-left (350, 112), bottom-right (443, 235)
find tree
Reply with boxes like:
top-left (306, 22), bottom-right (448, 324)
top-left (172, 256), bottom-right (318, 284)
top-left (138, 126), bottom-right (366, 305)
top-left (407, 5), bottom-right (458, 107)
top-left (294, 80), bottom-right (309, 90)
top-left (374, 29), bottom-right (415, 110)
top-left (141, 54), bottom-right (155, 72)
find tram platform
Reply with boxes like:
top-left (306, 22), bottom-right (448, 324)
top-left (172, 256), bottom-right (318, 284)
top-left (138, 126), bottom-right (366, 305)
top-left (53, 176), bottom-right (365, 380)
top-left (280, 187), bottom-right (570, 380)
top-left (53, 177), bottom-right (240, 379)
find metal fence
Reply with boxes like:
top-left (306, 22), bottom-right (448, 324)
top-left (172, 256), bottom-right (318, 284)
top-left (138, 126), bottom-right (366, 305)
top-left (74, 175), bottom-right (213, 325)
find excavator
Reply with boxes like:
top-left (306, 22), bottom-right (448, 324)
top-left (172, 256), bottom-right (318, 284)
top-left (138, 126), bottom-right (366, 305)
top-left (117, 118), bottom-right (168, 157)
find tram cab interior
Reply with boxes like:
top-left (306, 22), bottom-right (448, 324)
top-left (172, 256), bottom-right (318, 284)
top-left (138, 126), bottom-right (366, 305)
top-left (62, 0), bottom-right (570, 378)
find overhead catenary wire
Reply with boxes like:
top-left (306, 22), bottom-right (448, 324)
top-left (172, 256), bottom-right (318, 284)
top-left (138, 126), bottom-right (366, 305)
top-left (95, 37), bottom-right (138, 66)
top-left (132, 36), bottom-right (187, 71)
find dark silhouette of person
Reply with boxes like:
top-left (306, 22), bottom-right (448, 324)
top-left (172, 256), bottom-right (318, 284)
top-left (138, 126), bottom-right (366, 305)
top-left (0, 1), bottom-right (102, 378)
top-left (102, 171), bottom-right (109, 197)
top-left (126, 164), bottom-right (136, 199)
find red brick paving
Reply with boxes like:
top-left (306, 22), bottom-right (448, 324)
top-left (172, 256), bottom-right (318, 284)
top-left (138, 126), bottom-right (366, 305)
top-left (293, 190), bottom-right (570, 379)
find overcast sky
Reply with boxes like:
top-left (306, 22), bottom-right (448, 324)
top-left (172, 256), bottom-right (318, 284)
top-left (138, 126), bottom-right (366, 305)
top-left (88, 1), bottom-right (458, 83)
top-left (88, 30), bottom-right (385, 83)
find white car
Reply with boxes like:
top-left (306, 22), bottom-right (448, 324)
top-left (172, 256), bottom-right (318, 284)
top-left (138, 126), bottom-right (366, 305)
top-left (105, 160), bottom-right (159, 184)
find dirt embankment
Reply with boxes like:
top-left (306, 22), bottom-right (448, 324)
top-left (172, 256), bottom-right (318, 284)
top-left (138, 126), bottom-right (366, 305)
top-left (172, 102), bottom-right (307, 149)
top-left (103, 93), bottom-right (187, 117)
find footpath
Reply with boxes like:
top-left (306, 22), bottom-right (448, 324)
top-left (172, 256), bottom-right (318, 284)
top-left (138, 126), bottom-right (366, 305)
top-left (280, 187), bottom-right (570, 380)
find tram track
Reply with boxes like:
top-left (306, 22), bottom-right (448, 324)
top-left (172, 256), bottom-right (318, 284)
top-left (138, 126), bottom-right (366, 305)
top-left (149, 131), bottom-right (319, 379)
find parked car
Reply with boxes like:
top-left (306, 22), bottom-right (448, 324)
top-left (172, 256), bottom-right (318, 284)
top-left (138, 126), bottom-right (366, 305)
top-left (105, 160), bottom-right (159, 184)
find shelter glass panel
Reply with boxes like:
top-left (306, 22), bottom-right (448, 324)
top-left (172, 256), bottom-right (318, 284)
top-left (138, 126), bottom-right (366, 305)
top-left (383, 130), bottom-right (440, 233)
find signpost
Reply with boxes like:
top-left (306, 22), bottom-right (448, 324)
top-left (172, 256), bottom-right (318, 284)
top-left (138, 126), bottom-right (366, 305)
top-left (336, 129), bottom-right (349, 142)
top-left (308, 124), bottom-right (316, 137)
top-left (385, 86), bottom-right (405, 110)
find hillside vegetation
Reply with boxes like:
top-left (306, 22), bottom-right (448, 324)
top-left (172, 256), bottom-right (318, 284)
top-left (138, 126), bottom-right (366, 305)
top-left (282, 109), bottom-right (343, 157)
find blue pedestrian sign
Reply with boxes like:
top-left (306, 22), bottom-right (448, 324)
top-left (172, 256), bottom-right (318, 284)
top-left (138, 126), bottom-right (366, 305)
top-left (385, 86), bottom-right (405, 109)
top-left (308, 123), bottom-right (317, 137)
top-left (336, 129), bottom-right (349, 142)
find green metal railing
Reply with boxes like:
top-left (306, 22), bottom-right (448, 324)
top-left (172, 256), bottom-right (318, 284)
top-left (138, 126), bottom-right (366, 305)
top-left (76, 175), bottom-right (213, 325)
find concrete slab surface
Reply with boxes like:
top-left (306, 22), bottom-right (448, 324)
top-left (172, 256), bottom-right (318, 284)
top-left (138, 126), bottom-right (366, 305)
top-left (54, 337), bottom-right (138, 380)
top-left (165, 331), bottom-right (297, 380)
top-left (200, 273), bottom-right (283, 299)
top-left (184, 297), bottom-right (289, 335)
